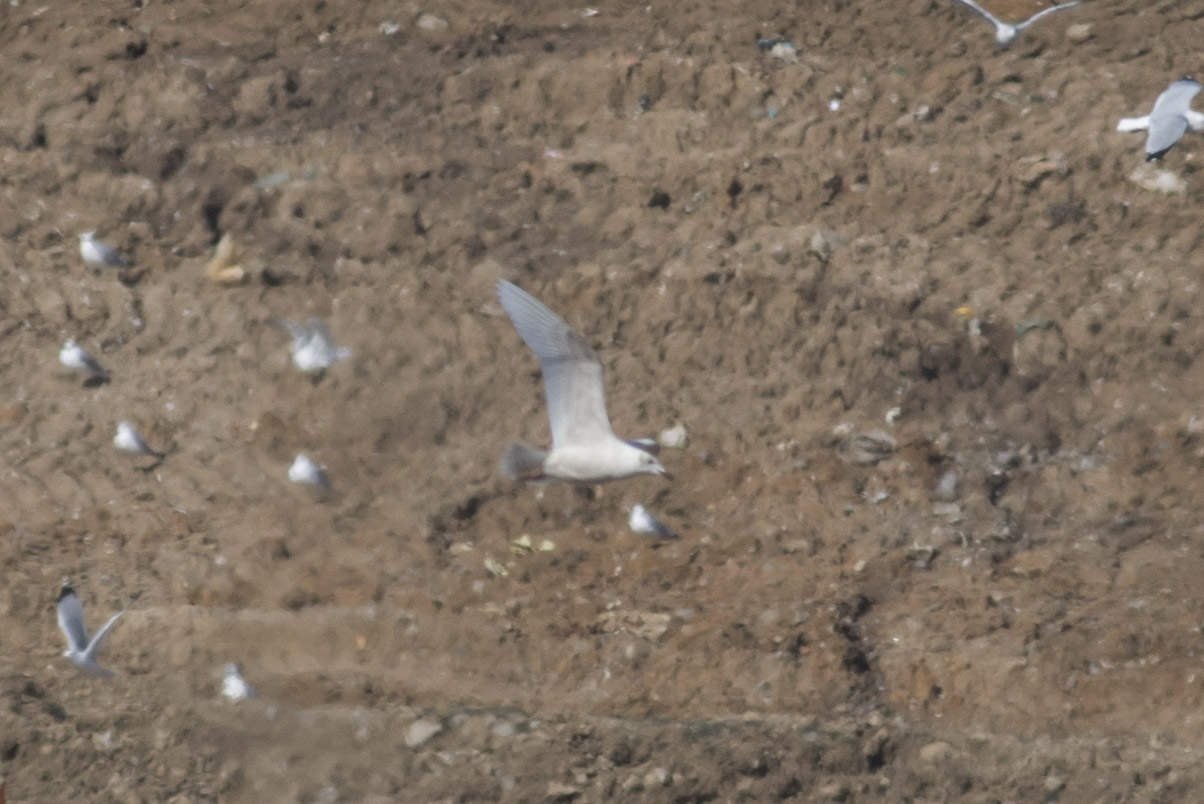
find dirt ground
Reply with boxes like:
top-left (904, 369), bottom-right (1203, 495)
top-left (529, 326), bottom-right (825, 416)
top-left (5, 0), bottom-right (1204, 800)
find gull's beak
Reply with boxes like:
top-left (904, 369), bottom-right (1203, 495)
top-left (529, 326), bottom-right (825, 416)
top-left (658, 466), bottom-right (674, 481)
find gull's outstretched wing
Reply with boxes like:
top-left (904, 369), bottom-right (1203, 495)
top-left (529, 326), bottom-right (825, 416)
top-left (1151, 79), bottom-right (1202, 118)
top-left (307, 317), bottom-right (334, 343)
top-left (79, 351), bottom-right (108, 378)
top-left (1017, 1), bottom-right (1079, 29)
top-left (497, 280), bottom-right (615, 448)
top-left (96, 242), bottom-right (129, 268)
top-left (84, 593), bottom-right (140, 663)
top-left (1146, 102), bottom-right (1194, 158)
top-left (952, 0), bottom-right (1001, 25)
top-left (275, 318), bottom-right (310, 344)
top-left (56, 585), bottom-right (90, 654)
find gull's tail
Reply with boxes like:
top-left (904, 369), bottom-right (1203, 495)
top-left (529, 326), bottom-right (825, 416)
top-left (1117, 116), bottom-right (1150, 132)
top-left (500, 443), bottom-right (547, 481)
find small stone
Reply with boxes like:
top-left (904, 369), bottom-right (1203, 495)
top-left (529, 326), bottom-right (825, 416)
top-left (405, 718), bottom-right (443, 748)
top-left (837, 430), bottom-right (896, 464)
top-left (809, 227), bottom-right (843, 262)
top-left (546, 782), bottom-right (580, 800)
top-left (931, 502), bottom-right (962, 523)
top-left (931, 470), bottom-right (959, 502)
top-left (919, 741), bottom-right (954, 763)
top-left (1065, 23), bottom-right (1092, 43)
top-left (416, 13), bottom-right (448, 31)
top-left (1129, 163), bottom-right (1186, 195)
top-left (643, 767), bottom-right (671, 787)
top-left (658, 423), bottom-right (688, 448)
top-left (819, 781), bottom-right (850, 801)
top-left (769, 42), bottom-right (797, 63)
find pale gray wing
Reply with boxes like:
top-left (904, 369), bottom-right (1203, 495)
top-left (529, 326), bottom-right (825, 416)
top-left (1146, 83), bottom-right (1197, 158)
top-left (276, 318), bottom-right (309, 342)
top-left (1151, 79), bottom-right (1202, 118)
top-left (497, 280), bottom-right (615, 448)
top-left (80, 352), bottom-right (108, 377)
top-left (84, 593), bottom-right (139, 662)
top-left (307, 317), bottom-right (334, 343)
top-left (56, 586), bottom-right (90, 653)
top-left (1017, 1), bottom-right (1079, 29)
top-left (952, 0), bottom-right (1000, 25)
top-left (89, 239), bottom-right (130, 267)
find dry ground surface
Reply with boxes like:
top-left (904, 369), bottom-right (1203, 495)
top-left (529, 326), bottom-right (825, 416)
top-left (4, 0), bottom-right (1204, 801)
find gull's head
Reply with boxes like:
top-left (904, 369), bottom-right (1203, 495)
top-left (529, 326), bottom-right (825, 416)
top-left (80, 231), bottom-right (95, 244)
top-left (995, 24), bottom-right (1018, 46)
top-left (627, 443), bottom-right (672, 480)
top-left (224, 662), bottom-right (241, 678)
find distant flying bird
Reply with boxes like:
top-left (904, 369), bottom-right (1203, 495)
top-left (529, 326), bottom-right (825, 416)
top-left (279, 317), bottom-right (352, 375)
top-left (629, 503), bottom-right (679, 539)
top-left (114, 421), bottom-right (165, 460)
top-left (56, 581), bottom-right (139, 678)
top-left (496, 279), bottom-right (671, 484)
top-left (79, 231), bottom-right (131, 268)
top-left (951, 0), bottom-right (1080, 47)
top-left (1117, 77), bottom-right (1204, 161)
top-left (221, 663), bottom-right (255, 701)
top-left (59, 339), bottom-right (109, 382)
top-left (288, 453), bottom-right (331, 489)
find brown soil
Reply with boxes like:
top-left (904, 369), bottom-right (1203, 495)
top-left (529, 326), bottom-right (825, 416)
top-left (4, 0), bottom-right (1204, 801)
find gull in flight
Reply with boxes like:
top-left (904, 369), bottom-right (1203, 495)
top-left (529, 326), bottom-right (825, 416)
top-left (1117, 77), bottom-right (1204, 161)
top-left (279, 317), bottom-right (352, 375)
top-left (951, 0), bottom-right (1079, 47)
top-left (59, 338), bottom-right (109, 383)
top-left (629, 503), bottom-right (679, 539)
top-left (222, 663), bottom-right (255, 701)
top-left (496, 279), bottom-right (670, 484)
top-left (56, 581), bottom-right (140, 678)
top-left (288, 453), bottom-right (331, 489)
top-left (79, 231), bottom-right (130, 268)
top-left (114, 421), bottom-right (166, 460)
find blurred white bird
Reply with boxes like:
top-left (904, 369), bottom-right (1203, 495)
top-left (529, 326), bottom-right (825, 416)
top-left (56, 581), bottom-right (139, 678)
top-left (628, 503), bottom-right (678, 539)
top-left (221, 663), bottom-right (255, 701)
top-left (1117, 77), bottom-right (1204, 161)
top-left (114, 421), bottom-right (165, 460)
top-left (288, 453), bottom-right (330, 488)
top-left (496, 279), bottom-right (671, 484)
top-left (79, 231), bottom-right (130, 268)
top-left (59, 339), bottom-right (109, 382)
top-left (951, 0), bottom-right (1079, 47)
top-left (279, 317), bottom-right (351, 375)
